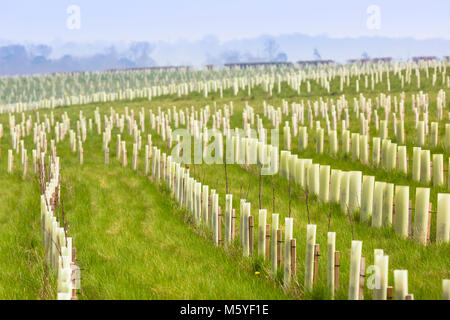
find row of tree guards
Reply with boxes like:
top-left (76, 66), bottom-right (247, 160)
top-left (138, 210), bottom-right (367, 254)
top-left (39, 152), bottom-right (80, 300)
top-left (2, 96), bottom-right (449, 300)
top-left (1, 110), bottom-right (81, 299)
top-left (148, 142), bottom-right (450, 300)
top-left (264, 104), bottom-right (450, 189)
top-left (117, 102), bottom-right (450, 245)
top-left (5, 98), bottom-right (450, 246)
top-left (1, 58), bottom-right (448, 114)
top-left (279, 149), bottom-right (450, 244)
top-left (262, 87), bottom-right (448, 146)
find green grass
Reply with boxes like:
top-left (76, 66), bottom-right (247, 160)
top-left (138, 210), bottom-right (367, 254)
top-left (0, 170), bottom-right (55, 299)
top-left (0, 66), bottom-right (448, 299)
top-left (58, 154), bottom-right (290, 299)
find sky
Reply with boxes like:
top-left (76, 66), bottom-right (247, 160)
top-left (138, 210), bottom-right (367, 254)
top-left (1, 0), bottom-right (450, 43)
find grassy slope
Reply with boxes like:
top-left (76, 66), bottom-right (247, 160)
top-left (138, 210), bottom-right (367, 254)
top-left (138, 105), bottom-right (449, 300)
top-left (0, 66), bottom-right (448, 299)
top-left (0, 169), bottom-right (55, 299)
top-left (0, 118), bottom-right (290, 299)
top-left (57, 142), bottom-right (290, 299)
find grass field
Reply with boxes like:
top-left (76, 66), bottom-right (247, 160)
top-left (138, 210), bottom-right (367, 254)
top-left (0, 66), bottom-right (449, 299)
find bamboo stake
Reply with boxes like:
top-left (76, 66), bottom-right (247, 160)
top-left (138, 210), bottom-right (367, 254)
top-left (313, 244), bottom-right (320, 284)
top-left (277, 229), bottom-right (282, 268)
top-left (291, 239), bottom-right (296, 278)
top-left (334, 251), bottom-right (340, 292)
top-left (249, 216), bottom-right (254, 256)
top-left (218, 206), bottom-right (222, 246)
top-left (359, 258), bottom-right (365, 300)
top-left (387, 286), bottom-right (393, 300)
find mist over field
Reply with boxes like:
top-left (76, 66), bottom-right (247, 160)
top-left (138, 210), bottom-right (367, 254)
top-left (1, 33), bottom-right (450, 75)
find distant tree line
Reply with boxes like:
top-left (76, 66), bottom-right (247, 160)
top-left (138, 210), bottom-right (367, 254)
top-left (0, 42), bottom-right (157, 76)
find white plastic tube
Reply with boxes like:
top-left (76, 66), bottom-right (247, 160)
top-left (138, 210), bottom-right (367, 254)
top-left (412, 147), bottom-right (422, 182)
top-left (360, 134), bottom-right (369, 165)
top-left (431, 122), bottom-right (439, 147)
top-left (299, 126), bottom-right (308, 151)
top-left (288, 154), bottom-right (297, 181)
top-left (280, 150), bottom-right (290, 179)
top-left (303, 159), bottom-right (312, 190)
top-left (309, 164), bottom-right (320, 196)
top-left (342, 130), bottom-right (350, 155)
top-left (349, 171), bottom-right (362, 214)
top-left (433, 154), bottom-right (444, 186)
top-left (394, 270), bottom-right (408, 300)
top-left (351, 133), bottom-right (360, 161)
top-left (414, 187), bottom-right (430, 245)
top-left (382, 183), bottom-right (394, 227)
top-left (225, 194), bottom-right (233, 244)
top-left (420, 149), bottom-right (431, 184)
top-left (398, 146), bottom-right (407, 174)
top-left (387, 143), bottom-right (397, 171)
top-left (381, 139), bottom-right (390, 169)
top-left (330, 169), bottom-right (342, 203)
top-left (372, 137), bottom-right (381, 168)
top-left (294, 158), bottom-right (303, 186)
top-left (394, 186), bottom-right (409, 238)
top-left (443, 279), bottom-right (450, 300)
top-left (373, 255), bottom-right (388, 300)
top-left (202, 185), bottom-right (209, 226)
top-left (446, 124), bottom-right (450, 152)
top-left (327, 232), bottom-right (336, 299)
top-left (372, 182), bottom-right (385, 228)
top-left (284, 218), bottom-right (294, 285)
top-left (258, 209), bottom-right (267, 258)
top-left (305, 224), bottom-right (316, 291)
top-left (213, 194), bottom-right (219, 246)
top-left (271, 214), bottom-right (279, 274)
top-left (437, 194), bottom-right (450, 243)
top-left (316, 128), bottom-right (324, 154)
top-left (319, 165), bottom-right (330, 203)
top-left (417, 120), bottom-right (425, 147)
top-left (361, 176), bottom-right (374, 223)
top-left (330, 130), bottom-right (338, 155)
top-left (348, 241), bottom-right (362, 300)
top-left (340, 171), bottom-right (350, 213)
top-left (397, 120), bottom-right (405, 144)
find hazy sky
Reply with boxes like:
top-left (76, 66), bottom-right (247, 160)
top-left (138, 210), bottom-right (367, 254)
top-left (1, 0), bottom-right (450, 43)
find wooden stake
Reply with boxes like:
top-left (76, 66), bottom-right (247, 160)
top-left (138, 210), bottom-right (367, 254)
top-left (387, 286), bottom-right (393, 300)
top-left (359, 257), bottom-right (365, 300)
top-left (218, 206), bottom-right (222, 246)
top-left (71, 248), bottom-right (77, 300)
top-left (249, 216), bottom-right (254, 256)
top-left (291, 239), bottom-right (296, 278)
top-left (427, 203), bottom-right (432, 244)
top-left (313, 244), bottom-right (320, 284)
top-left (334, 251), bottom-right (340, 292)
top-left (105, 148), bottom-right (109, 165)
top-left (265, 224), bottom-right (270, 261)
top-left (277, 229), bottom-right (282, 268)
